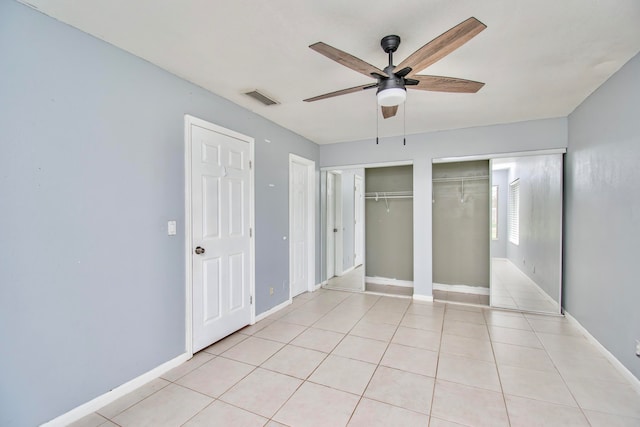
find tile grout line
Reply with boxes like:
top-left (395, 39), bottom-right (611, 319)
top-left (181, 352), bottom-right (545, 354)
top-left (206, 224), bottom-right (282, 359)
top-left (426, 301), bottom-right (449, 427)
top-left (524, 313), bottom-right (594, 424)
top-left (483, 305), bottom-right (513, 427)
top-left (262, 290), bottom-right (379, 426)
top-left (344, 297), bottom-right (414, 426)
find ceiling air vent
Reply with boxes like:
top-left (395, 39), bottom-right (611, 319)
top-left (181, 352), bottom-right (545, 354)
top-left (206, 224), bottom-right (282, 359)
top-left (244, 90), bottom-right (279, 106)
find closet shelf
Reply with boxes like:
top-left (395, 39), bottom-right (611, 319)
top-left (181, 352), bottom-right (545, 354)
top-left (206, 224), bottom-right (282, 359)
top-left (365, 191), bottom-right (413, 200)
top-left (432, 175), bottom-right (489, 183)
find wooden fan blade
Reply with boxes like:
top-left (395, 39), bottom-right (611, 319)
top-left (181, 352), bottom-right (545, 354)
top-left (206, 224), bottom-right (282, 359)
top-left (411, 75), bottom-right (485, 93)
top-left (381, 105), bottom-right (398, 119)
top-left (310, 42), bottom-right (387, 79)
top-left (304, 84), bottom-right (374, 102)
top-left (397, 17), bottom-right (486, 75)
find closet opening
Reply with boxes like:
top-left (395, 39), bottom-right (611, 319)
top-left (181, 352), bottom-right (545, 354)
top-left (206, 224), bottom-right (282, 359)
top-left (432, 160), bottom-right (490, 305)
top-left (320, 162), bottom-right (413, 298)
top-left (432, 150), bottom-right (564, 314)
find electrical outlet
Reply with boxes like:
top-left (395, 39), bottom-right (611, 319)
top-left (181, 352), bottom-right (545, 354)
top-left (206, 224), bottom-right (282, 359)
top-left (269, 287), bottom-right (274, 296)
top-left (635, 340), bottom-right (640, 357)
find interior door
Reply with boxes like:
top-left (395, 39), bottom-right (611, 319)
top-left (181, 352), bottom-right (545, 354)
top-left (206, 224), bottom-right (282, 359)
top-left (290, 157), bottom-right (309, 297)
top-left (354, 175), bottom-right (364, 266)
top-left (326, 173), bottom-right (335, 279)
top-left (190, 120), bottom-right (253, 352)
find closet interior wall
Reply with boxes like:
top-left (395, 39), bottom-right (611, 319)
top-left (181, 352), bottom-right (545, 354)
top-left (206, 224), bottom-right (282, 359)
top-left (432, 160), bottom-right (490, 289)
top-left (365, 165), bottom-right (414, 283)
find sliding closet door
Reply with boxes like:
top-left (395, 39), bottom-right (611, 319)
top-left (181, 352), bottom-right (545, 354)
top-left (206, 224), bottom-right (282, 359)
top-left (490, 154), bottom-right (563, 314)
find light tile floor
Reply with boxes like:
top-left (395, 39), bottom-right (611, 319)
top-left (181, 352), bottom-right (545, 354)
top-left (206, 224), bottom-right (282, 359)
top-left (325, 266), bottom-right (364, 292)
top-left (72, 289), bottom-right (640, 427)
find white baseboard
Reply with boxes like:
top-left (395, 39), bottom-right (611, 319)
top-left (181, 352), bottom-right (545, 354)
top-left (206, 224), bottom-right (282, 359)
top-left (433, 282), bottom-right (490, 296)
top-left (42, 352), bottom-right (190, 427)
top-left (366, 276), bottom-right (414, 288)
top-left (313, 282), bottom-right (323, 291)
top-left (564, 311), bottom-right (640, 395)
top-left (412, 294), bottom-right (434, 302)
top-left (255, 298), bottom-right (292, 323)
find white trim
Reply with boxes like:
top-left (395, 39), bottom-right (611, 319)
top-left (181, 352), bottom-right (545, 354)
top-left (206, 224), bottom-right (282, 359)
top-left (432, 148), bottom-right (567, 164)
top-left (353, 174), bottom-right (364, 268)
top-left (365, 291), bottom-right (412, 299)
top-left (365, 276), bottom-right (414, 288)
top-left (321, 159), bottom-right (413, 171)
top-left (184, 115), bottom-right (194, 357)
top-left (255, 299), bottom-right (292, 323)
top-left (42, 353), bottom-right (190, 427)
top-left (289, 154), bottom-right (316, 298)
top-left (313, 282), bottom-right (323, 291)
top-left (412, 294), bottom-right (434, 302)
top-left (184, 115), bottom-right (256, 355)
top-left (564, 311), bottom-right (640, 395)
top-left (433, 282), bottom-right (490, 295)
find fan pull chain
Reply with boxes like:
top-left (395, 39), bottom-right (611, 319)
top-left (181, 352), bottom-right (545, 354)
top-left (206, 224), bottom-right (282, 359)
top-left (376, 103), bottom-right (379, 144)
top-left (403, 101), bottom-right (406, 146)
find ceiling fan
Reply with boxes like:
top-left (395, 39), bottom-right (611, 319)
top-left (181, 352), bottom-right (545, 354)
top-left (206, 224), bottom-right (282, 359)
top-left (304, 17), bottom-right (486, 119)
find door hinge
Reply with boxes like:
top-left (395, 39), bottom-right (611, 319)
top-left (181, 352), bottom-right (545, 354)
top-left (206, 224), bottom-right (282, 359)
top-left (249, 227), bottom-right (253, 238)
top-left (249, 160), bottom-right (252, 170)
top-left (250, 295), bottom-right (253, 304)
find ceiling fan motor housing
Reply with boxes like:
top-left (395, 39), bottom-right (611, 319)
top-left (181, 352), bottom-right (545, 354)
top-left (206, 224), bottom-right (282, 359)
top-left (376, 71), bottom-right (406, 94)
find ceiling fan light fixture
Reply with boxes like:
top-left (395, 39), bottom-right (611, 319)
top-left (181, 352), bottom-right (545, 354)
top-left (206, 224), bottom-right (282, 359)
top-left (377, 87), bottom-right (406, 106)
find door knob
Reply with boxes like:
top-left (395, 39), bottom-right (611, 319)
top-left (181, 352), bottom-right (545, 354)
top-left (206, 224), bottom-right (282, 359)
top-left (195, 246), bottom-right (205, 255)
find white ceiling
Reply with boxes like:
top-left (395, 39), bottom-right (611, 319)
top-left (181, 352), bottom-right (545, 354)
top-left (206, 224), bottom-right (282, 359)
top-left (20, 0), bottom-right (640, 144)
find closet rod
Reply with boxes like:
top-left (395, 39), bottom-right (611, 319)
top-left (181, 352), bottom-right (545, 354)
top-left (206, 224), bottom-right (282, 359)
top-left (364, 191), bottom-right (413, 196)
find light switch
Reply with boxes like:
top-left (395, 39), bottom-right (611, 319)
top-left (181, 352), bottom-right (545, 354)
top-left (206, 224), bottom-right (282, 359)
top-left (168, 220), bottom-right (177, 236)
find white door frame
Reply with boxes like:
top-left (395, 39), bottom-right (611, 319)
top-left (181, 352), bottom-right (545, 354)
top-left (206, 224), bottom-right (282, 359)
top-left (184, 114), bottom-right (255, 356)
top-left (354, 174), bottom-right (364, 267)
top-left (289, 154), bottom-right (316, 300)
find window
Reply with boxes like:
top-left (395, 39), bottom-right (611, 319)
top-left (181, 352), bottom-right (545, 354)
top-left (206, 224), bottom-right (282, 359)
top-left (491, 185), bottom-right (498, 240)
top-left (508, 179), bottom-right (520, 245)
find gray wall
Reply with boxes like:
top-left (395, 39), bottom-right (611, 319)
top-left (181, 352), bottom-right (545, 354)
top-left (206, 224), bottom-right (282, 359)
top-left (490, 169), bottom-right (509, 258)
top-left (320, 117), bottom-right (568, 297)
top-left (365, 166), bottom-right (413, 281)
top-left (0, 2), bottom-right (318, 426)
top-left (565, 51), bottom-right (640, 379)
top-left (505, 155), bottom-right (563, 302)
top-left (432, 161), bottom-right (490, 287)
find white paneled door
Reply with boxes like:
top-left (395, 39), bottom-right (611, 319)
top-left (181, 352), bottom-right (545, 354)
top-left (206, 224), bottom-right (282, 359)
top-left (188, 116), bottom-right (254, 353)
top-left (289, 154), bottom-right (315, 298)
top-left (326, 172), bottom-right (335, 279)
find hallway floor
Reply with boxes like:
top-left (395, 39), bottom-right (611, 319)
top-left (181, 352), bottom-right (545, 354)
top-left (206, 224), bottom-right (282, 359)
top-left (73, 289), bottom-right (640, 427)
top-left (324, 266), bottom-right (364, 292)
top-left (491, 258), bottom-right (560, 313)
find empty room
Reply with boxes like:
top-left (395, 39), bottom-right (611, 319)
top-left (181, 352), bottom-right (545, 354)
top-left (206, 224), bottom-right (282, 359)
top-left (1, 1), bottom-right (640, 426)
